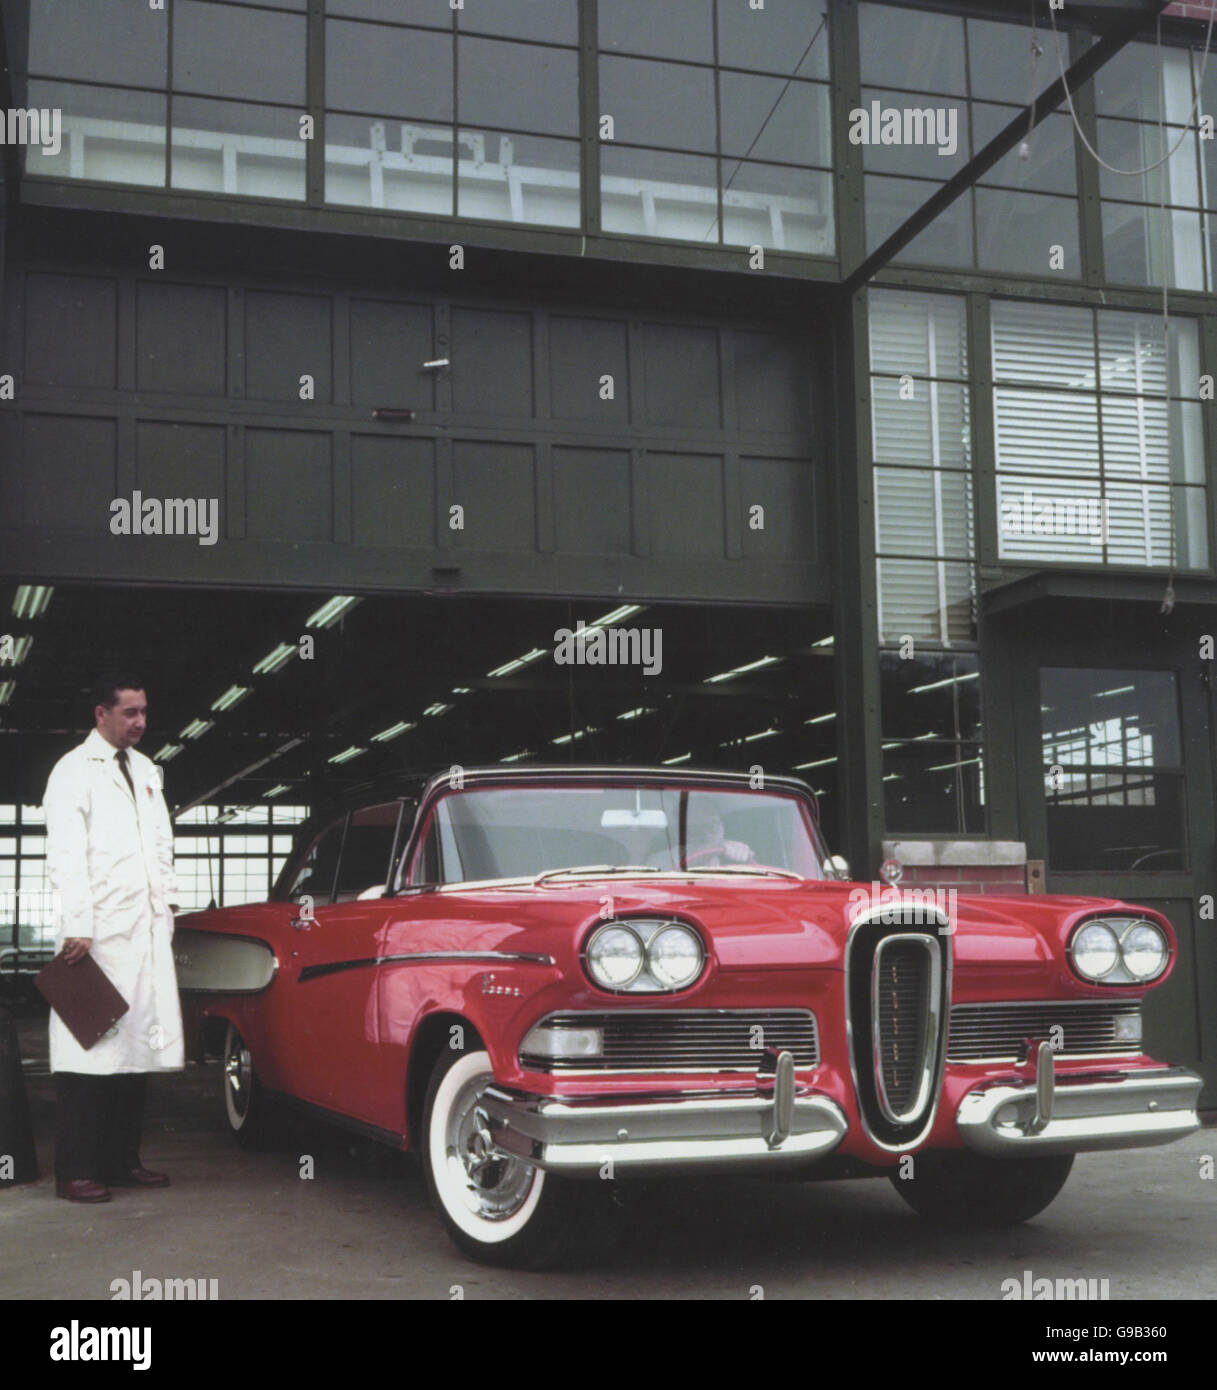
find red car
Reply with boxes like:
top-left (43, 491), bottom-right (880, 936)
top-left (175, 766), bottom-right (1202, 1267)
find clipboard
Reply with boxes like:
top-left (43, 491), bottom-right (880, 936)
top-left (35, 952), bottom-right (129, 1050)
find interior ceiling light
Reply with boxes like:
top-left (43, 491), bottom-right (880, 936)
top-left (423, 702), bottom-right (451, 717)
top-left (805, 711), bottom-right (836, 725)
top-left (252, 643), bottom-right (296, 675)
top-left (908, 671), bottom-right (979, 695)
top-left (662, 752), bottom-right (691, 765)
top-left (0, 681), bottom-right (15, 706)
top-left (328, 745), bottom-right (365, 765)
top-left (180, 719), bottom-right (214, 740)
top-left (616, 707), bottom-right (656, 721)
top-left (552, 726), bottom-right (598, 745)
top-left (305, 595), bottom-right (361, 630)
top-left (371, 720), bottom-right (415, 743)
top-left (154, 743), bottom-right (182, 762)
top-left (11, 585), bottom-right (53, 620)
top-left (578, 604), bottom-right (643, 633)
top-left (486, 647), bottom-right (547, 678)
top-left (450, 687), bottom-right (473, 695)
top-left (264, 784), bottom-right (289, 799)
top-left (811, 635), bottom-right (834, 648)
top-left (704, 655), bottom-right (780, 684)
top-left (794, 756), bottom-right (836, 770)
top-left (501, 750), bottom-right (533, 762)
top-left (210, 685), bottom-right (251, 713)
top-left (1, 635), bottom-right (33, 667)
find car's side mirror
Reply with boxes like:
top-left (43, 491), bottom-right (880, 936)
top-left (827, 854), bottom-right (851, 881)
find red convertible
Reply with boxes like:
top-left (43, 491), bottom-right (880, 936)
top-left (175, 766), bottom-right (1202, 1267)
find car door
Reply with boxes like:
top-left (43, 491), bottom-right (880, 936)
top-left (280, 802), bottom-right (407, 1129)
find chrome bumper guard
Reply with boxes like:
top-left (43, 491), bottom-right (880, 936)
top-left (957, 1050), bottom-right (1203, 1158)
top-left (481, 1053), bottom-right (848, 1175)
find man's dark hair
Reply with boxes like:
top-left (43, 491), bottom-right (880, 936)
top-left (91, 672), bottom-right (145, 711)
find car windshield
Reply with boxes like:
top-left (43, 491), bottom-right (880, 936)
top-left (403, 783), bottom-right (826, 886)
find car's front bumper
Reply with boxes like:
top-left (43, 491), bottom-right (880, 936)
top-left (481, 1071), bottom-right (848, 1176)
top-left (956, 1063), bottom-right (1203, 1157)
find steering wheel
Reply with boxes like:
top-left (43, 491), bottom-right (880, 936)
top-left (683, 844), bottom-right (756, 867)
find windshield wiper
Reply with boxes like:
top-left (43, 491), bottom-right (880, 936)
top-left (534, 864), bottom-right (662, 885)
top-left (682, 866), bottom-right (804, 880)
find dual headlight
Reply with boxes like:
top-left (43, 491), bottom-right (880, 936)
top-left (584, 918), bottom-right (705, 993)
top-left (1069, 916), bottom-right (1170, 984)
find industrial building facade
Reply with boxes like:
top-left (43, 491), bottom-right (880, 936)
top-left (0, 0), bottom-right (1213, 1099)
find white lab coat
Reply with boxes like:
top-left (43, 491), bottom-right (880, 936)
top-left (43, 728), bottom-right (184, 1074)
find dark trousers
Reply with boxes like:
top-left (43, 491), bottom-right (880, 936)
top-left (54, 1073), bottom-right (147, 1183)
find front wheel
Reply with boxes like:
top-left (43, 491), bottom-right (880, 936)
top-left (422, 1046), bottom-right (579, 1268)
top-left (890, 1150), bottom-right (1075, 1226)
top-left (222, 1022), bottom-right (282, 1150)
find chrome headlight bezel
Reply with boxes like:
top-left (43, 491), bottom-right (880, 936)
top-left (582, 917), bottom-right (707, 994)
top-left (1068, 916), bottom-right (1170, 985)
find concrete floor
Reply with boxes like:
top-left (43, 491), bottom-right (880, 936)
top-left (3, 1004), bottom-right (1214, 1301)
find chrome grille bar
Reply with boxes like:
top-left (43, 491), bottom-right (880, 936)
top-left (947, 1000), bottom-right (1142, 1061)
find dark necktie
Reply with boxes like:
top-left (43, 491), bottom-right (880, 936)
top-left (116, 749), bottom-right (136, 797)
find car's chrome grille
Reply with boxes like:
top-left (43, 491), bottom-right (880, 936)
top-left (523, 1009), bottom-right (819, 1071)
top-left (947, 1001), bottom-right (1142, 1061)
top-left (875, 941), bottom-right (930, 1115)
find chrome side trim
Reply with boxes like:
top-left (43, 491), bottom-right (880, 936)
top-left (872, 933), bottom-right (941, 1125)
top-left (297, 949), bottom-right (554, 983)
top-left (956, 1066), bottom-right (1203, 1157)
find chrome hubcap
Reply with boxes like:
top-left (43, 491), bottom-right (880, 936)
top-left (225, 1037), bottom-right (251, 1118)
top-left (444, 1077), bottom-right (536, 1221)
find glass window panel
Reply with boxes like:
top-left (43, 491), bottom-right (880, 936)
top-left (991, 300), bottom-right (1094, 385)
top-left (868, 289), bottom-right (967, 379)
top-left (994, 388), bottom-right (1098, 476)
top-left (1094, 41), bottom-right (1194, 124)
top-left (858, 3), bottom-right (966, 95)
top-left (976, 188), bottom-right (1080, 277)
top-left (1098, 119), bottom-right (1201, 207)
top-left (325, 114), bottom-right (454, 214)
top-left (275, 805), bottom-right (311, 824)
top-left (881, 650), bottom-right (982, 740)
top-left (175, 1), bottom-right (306, 104)
top-left (720, 74), bottom-right (831, 167)
top-left (1041, 669), bottom-right (1182, 764)
top-left (21, 806), bottom-right (45, 825)
top-left (30, 0), bottom-right (168, 86)
top-left (717, 0), bottom-right (829, 79)
top-left (227, 0), bottom-right (305, 7)
top-left (456, 128), bottom-right (580, 227)
top-left (721, 161), bottom-right (834, 255)
top-left (327, 0), bottom-right (452, 24)
top-left (598, 0), bottom-right (714, 62)
top-left (857, 89), bottom-right (968, 178)
top-left (1102, 201), bottom-right (1205, 291)
top-left (0, 807), bottom-right (15, 823)
top-left (883, 741), bottom-right (985, 834)
top-left (875, 466), bottom-right (973, 558)
top-left (598, 55), bottom-right (716, 152)
top-left (1173, 484), bottom-right (1210, 568)
top-left (601, 146), bottom-right (719, 242)
top-left (1100, 395), bottom-right (1198, 482)
top-left (876, 557), bottom-right (975, 643)
top-left (997, 475), bottom-right (1105, 562)
top-left (171, 97), bottom-right (306, 200)
top-left (460, 37), bottom-right (578, 137)
top-left (458, 0), bottom-right (577, 44)
top-left (967, 18), bottom-right (1045, 106)
top-left (25, 79), bottom-right (166, 187)
top-left (1105, 481), bottom-right (1195, 567)
top-left (865, 174), bottom-right (973, 267)
top-left (871, 378), bottom-right (971, 468)
top-left (327, 20), bottom-right (453, 121)
top-left (972, 107), bottom-right (1076, 194)
top-left (1096, 310), bottom-right (1194, 397)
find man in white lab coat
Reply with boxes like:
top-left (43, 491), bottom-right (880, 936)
top-left (43, 674), bottom-right (183, 1203)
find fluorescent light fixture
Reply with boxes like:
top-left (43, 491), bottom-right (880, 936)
top-left (719, 728), bottom-right (780, 748)
top-left (1096, 685), bottom-right (1135, 698)
top-left (616, 707), bottom-right (656, 721)
top-left (662, 752), bottom-right (691, 765)
top-left (501, 750), bottom-right (533, 763)
top-left (928, 757), bottom-right (982, 772)
top-left (1, 635), bottom-right (32, 667)
top-left (371, 720), bottom-right (415, 743)
top-left (552, 726), bottom-right (598, 746)
top-left (908, 671), bottom-right (979, 695)
top-left (805, 712), bottom-right (836, 725)
top-left (263, 784), bottom-right (289, 799)
top-left (305, 595), bottom-right (360, 630)
top-left (794, 756), bottom-right (837, 770)
top-left (882, 774), bottom-right (903, 782)
top-left (423, 702), bottom-right (451, 717)
top-left (180, 719), bottom-right (214, 740)
top-left (0, 681), bottom-right (15, 706)
top-left (328, 745), bottom-right (365, 765)
top-left (154, 743), bottom-right (182, 762)
top-left (11, 585), bottom-right (53, 620)
top-left (450, 687), bottom-right (472, 695)
top-left (811, 635), bottom-right (834, 648)
top-left (486, 647), bottom-right (547, 678)
top-left (210, 685), bottom-right (251, 713)
top-left (252, 643), bottom-right (296, 675)
top-left (704, 655), bottom-right (780, 685)
top-left (580, 604), bottom-right (643, 632)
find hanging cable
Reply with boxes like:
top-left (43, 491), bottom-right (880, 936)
top-left (1048, 1), bottom-right (1215, 176)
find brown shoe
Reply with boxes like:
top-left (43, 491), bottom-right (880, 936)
top-left (56, 1179), bottom-right (112, 1203)
top-left (105, 1167), bottom-right (170, 1189)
